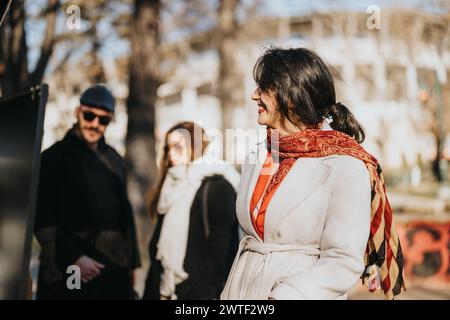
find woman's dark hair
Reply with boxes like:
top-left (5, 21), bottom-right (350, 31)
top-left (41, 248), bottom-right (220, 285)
top-left (253, 47), bottom-right (365, 143)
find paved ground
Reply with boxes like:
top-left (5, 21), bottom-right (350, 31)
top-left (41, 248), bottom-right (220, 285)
top-left (31, 247), bottom-right (450, 300)
top-left (348, 283), bottom-right (450, 300)
top-left (32, 257), bottom-right (450, 300)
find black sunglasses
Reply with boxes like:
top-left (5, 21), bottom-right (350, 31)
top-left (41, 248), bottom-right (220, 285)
top-left (81, 110), bottom-right (112, 126)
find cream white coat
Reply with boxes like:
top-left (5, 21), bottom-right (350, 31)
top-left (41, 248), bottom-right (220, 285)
top-left (221, 127), bottom-right (371, 300)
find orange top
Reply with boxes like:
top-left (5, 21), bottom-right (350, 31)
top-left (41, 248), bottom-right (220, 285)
top-left (249, 152), bottom-right (280, 240)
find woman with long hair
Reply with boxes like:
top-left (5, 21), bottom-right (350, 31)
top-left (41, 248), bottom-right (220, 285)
top-left (220, 48), bottom-right (405, 300)
top-left (143, 121), bottom-right (240, 300)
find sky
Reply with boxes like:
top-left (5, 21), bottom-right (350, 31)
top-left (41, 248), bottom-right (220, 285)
top-left (263, 0), bottom-right (431, 15)
top-left (23, 0), bottom-right (446, 76)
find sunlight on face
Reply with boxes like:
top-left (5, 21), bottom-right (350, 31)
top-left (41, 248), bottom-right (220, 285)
top-left (251, 87), bottom-right (282, 128)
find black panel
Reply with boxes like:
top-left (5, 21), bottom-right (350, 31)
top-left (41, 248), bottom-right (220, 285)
top-left (0, 84), bottom-right (48, 299)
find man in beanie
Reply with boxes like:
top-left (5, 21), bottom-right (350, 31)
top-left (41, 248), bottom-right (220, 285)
top-left (34, 84), bottom-right (141, 299)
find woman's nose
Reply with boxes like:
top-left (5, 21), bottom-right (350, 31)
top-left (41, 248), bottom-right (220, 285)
top-left (251, 87), bottom-right (260, 101)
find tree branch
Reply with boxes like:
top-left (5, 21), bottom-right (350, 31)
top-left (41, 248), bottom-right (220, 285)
top-left (28, 0), bottom-right (60, 86)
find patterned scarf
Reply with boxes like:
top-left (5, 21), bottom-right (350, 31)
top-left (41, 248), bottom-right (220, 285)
top-left (266, 128), bottom-right (405, 300)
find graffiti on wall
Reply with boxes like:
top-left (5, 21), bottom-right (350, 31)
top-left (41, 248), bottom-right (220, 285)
top-left (397, 222), bottom-right (450, 284)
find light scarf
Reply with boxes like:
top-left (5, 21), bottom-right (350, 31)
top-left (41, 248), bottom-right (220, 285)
top-left (156, 156), bottom-right (240, 299)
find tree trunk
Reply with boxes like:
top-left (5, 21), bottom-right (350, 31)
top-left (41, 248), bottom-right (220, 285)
top-left (217, 0), bottom-right (243, 161)
top-left (0, 0), bottom-right (59, 96)
top-left (87, 3), bottom-right (106, 84)
top-left (27, 0), bottom-right (59, 87)
top-left (1, 0), bottom-right (28, 96)
top-left (126, 0), bottom-right (160, 244)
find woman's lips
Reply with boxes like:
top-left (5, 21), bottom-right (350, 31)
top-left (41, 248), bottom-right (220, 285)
top-left (257, 103), bottom-right (266, 114)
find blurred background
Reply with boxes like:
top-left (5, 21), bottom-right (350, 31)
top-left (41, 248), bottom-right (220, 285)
top-left (1, 0), bottom-right (450, 299)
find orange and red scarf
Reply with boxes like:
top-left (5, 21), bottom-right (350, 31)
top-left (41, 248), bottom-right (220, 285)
top-left (257, 128), bottom-right (405, 299)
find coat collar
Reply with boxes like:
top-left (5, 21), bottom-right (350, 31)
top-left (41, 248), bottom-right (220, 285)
top-left (237, 125), bottom-right (334, 242)
top-left (64, 125), bottom-right (107, 154)
top-left (63, 126), bottom-right (125, 182)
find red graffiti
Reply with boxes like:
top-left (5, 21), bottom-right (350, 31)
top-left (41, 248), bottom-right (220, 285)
top-left (397, 222), bottom-right (450, 284)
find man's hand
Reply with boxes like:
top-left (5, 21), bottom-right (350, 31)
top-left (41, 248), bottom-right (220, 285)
top-left (74, 255), bottom-right (105, 283)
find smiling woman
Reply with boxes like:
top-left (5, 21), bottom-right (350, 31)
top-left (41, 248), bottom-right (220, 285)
top-left (220, 47), bottom-right (406, 300)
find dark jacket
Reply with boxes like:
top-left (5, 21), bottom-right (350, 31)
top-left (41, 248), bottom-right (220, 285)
top-left (34, 127), bottom-right (141, 299)
top-left (143, 174), bottom-right (239, 300)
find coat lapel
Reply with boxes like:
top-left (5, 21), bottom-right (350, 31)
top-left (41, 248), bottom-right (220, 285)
top-left (264, 156), bottom-right (331, 240)
top-left (237, 139), bottom-right (332, 242)
top-left (236, 141), bottom-right (267, 241)
top-left (236, 134), bottom-right (330, 241)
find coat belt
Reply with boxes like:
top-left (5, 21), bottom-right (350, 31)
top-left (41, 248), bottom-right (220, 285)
top-left (222, 235), bottom-right (320, 299)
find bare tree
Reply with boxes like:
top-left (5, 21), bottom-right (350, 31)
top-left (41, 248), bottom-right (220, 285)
top-left (0, 0), bottom-right (59, 96)
top-left (84, 0), bottom-right (108, 84)
top-left (125, 0), bottom-right (160, 240)
top-left (217, 0), bottom-right (243, 134)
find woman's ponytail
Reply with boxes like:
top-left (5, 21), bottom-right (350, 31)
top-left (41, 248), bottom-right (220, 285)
top-left (328, 102), bottom-right (365, 143)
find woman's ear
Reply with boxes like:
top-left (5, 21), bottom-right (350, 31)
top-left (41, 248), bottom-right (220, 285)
top-left (316, 120), bottom-right (325, 129)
